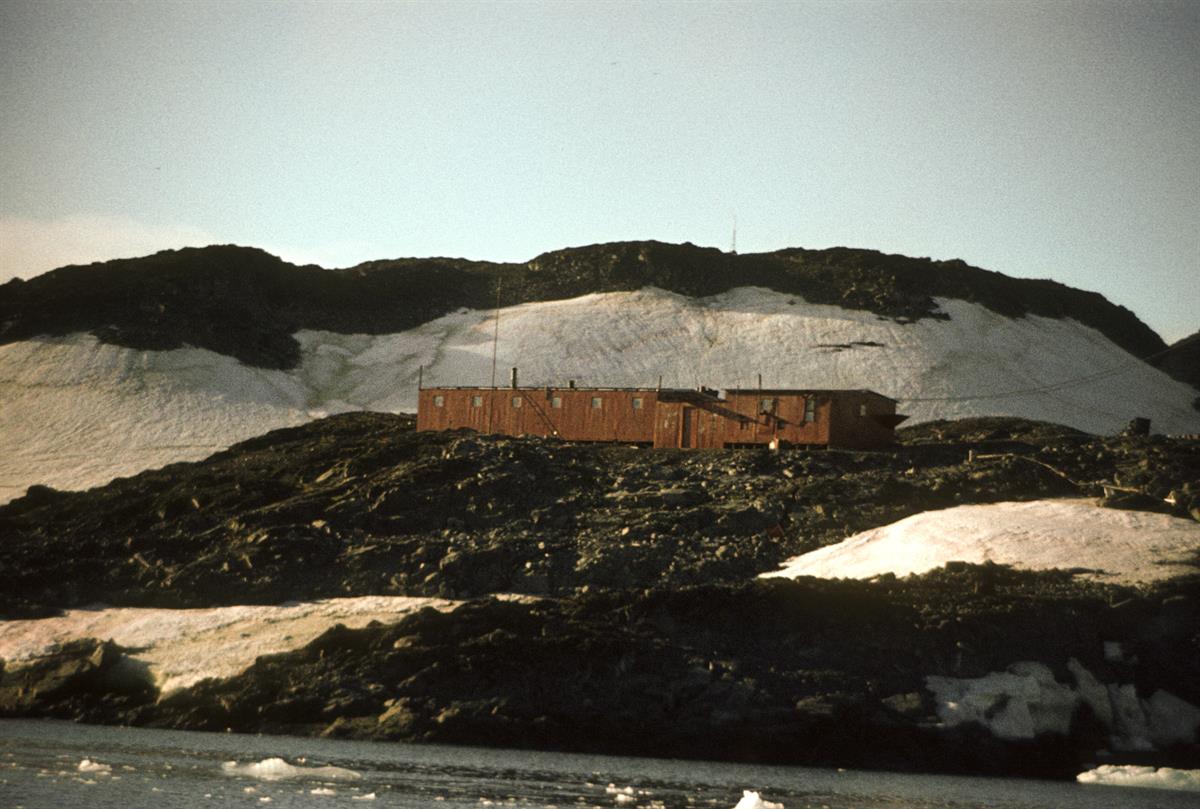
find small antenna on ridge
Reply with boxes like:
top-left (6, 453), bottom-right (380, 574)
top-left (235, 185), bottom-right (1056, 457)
top-left (730, 213), bottom-right (738, 254)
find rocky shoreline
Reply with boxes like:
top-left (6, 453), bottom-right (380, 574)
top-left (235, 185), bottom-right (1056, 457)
top-left (2, 415), bottom-right (1198, 778)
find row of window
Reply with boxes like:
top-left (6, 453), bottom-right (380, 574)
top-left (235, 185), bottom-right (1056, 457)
top-left (431, 394), bottom-right (644, 411)
top-left (431, 393), bottom-right (842, 420)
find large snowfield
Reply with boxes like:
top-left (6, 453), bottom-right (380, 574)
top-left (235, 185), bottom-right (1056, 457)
top-left (763, 498), bottom-right (1200, 586)
top-left (2, 286), bottom-right (1197, 502)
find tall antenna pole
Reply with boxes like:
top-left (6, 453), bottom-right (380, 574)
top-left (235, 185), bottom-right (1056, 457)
top-left (488, 278), bottom-right (502, 433)
top-left (730, 213), bottom-right (737, 254)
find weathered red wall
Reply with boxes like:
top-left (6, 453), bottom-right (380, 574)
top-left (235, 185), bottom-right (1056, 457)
top-left (419, 388), bottom-right (658, 443)
top-left (419, 387), bottom-right (901, 449)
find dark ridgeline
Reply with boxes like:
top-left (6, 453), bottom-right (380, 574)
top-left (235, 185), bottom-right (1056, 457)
top-left (0, 240), bottom-right (1170, 371)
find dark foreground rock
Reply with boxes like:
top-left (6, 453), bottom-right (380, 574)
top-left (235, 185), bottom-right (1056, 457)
top-left (4, 569), bottom-right (1198, 778)
top-left (2, 414), bottom-right (1197, 778)
top-left (2, 414), bottom-right (1198, 617)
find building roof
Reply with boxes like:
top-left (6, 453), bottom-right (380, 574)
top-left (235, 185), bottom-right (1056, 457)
top-left (422, 385), bottom-right (896, 401)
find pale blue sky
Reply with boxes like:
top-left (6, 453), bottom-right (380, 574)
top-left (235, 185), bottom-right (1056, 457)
top-left (1, 0), bottom-right (1196, 342)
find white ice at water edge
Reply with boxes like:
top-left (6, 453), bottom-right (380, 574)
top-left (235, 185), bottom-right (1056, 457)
top-left (2, 286), bottom-right (1196, 503)
top-left (733, 790), bottom-right (784, 809)
top-left (1077, 765), bottom-right (1200, 792)
top-left (221, 757), bottom-right (362, 782)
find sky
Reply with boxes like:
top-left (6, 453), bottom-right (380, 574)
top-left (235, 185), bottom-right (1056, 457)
top-left (1, 0), bottom-right (1196, 343)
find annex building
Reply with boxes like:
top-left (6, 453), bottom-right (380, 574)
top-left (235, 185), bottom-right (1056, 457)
top-left (417, 374), bottom-right (906, 450)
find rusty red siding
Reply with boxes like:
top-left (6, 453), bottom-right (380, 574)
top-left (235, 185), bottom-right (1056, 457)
top-left (418, 385), bottom-right (904, 449)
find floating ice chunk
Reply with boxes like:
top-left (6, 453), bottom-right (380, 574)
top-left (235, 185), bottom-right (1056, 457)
top-left (311, 787), bottom-right (337, 795)
top-left (352, 793), bottom-right (376, 801)
top-left (1077, 765), bottom-right (1200, 791)
top-left (733, 790), bottom-right (784, 809)
top-left (78, 759), bottom-right (111, 774)
top-left (221, 757), bottom-right (362, 781)
top-left (605, 784), bottom-right (635, 795)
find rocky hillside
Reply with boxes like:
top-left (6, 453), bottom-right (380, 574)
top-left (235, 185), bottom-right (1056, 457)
top-left (0, 241), bottom-right (1166, 369)
top-left (2, 415), bottom-right (1198, 777)
top-left (2, 413), bottom-right (1197, 619)
top-left (1155, 330), bottom-right (1200, 394)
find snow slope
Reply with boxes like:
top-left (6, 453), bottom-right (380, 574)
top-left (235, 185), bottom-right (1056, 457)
top-left (0, 596), bottom-right (457, 694)
top-left (2, 287), bottom-right (1196, 502)
top-left (762, 499), bottom-right (1200, 586)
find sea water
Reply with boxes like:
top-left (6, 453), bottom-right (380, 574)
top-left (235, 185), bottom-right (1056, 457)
top-left (1, 719), bottom-right (1194, 809)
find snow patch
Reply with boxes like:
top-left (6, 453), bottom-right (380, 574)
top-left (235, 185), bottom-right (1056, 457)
top-left (221, 757), bottom-right (362, 782)
top-left (1077, 765), bottom-right (1200, 792)
top-left (3, 287), bottom-right (1196, 503)
top-left (0, 595), bottom-right (457, 693)
top-left (762, 499), bottom-right (1200, 586)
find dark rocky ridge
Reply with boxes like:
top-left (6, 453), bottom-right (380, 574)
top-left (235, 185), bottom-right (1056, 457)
top-left (1153, 330), bottom-right (1200, 397)
top-left (0, 241), bottom-right (1166, 369)
top-left (1, 414), bottom-right (1197, 619)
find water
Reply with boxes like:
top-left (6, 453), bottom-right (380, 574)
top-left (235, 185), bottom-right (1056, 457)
top-left (0, 719), bottom-right (1192, 809)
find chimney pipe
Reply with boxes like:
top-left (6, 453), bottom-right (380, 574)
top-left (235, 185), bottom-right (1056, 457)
top-left (510, 367), bottom-right (518, 389)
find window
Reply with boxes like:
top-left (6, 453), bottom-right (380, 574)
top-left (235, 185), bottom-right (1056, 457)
top-left (591, 397), bottom-right (603, 409)
top-left (471, 395), bottom-right (482, 407)
top-left (551, 396), bottom-right (563, 409)
top-left (632, 397), bottom-right (643, 410)
top-left (759, 397), bottom-right (774, 413)
top-left (512, 396), bottom-right (522, 408)
top-left (804, 398), bottom-right (816, 423)
top-left (859, 404), bottom-right (868, 417)
top-left (433, 395), bottom-right (444, 407)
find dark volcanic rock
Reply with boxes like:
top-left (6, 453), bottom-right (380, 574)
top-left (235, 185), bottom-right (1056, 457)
top-left (2, 414), bottom-right (1198, 617)
top-left (0, 639), bottom-right (156, 721)
top-left (0, 241), bottom-right (1166, 369)
top-left (1152, 330), bottom-right (1200, 398)
top-left (2, 415), bottom-right (1199, 778)
top-left (85, 571), bottom-right (1200, 777)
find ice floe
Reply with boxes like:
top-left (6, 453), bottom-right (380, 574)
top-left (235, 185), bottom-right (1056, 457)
top-left (221, 757), bottom-right (362, 782)
top-left (1077, 764), bottom-right (1200, 791)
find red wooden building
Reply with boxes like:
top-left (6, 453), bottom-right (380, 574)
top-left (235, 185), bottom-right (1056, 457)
top-left (416, 376), bottom-right (906, 450)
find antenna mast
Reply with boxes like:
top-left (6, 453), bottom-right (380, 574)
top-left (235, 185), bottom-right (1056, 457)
top-left (730, 213), bottom-right (737, 254)
top-left (488, 278), bottom-right (502, 433)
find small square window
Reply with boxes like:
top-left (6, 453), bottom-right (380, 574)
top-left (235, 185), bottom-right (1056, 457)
top-left (471, 395), bottom-right (483, 407)
top-left (632, 397), bottom-right (643, 410)
top-left (760, 397), bottom-right (774, 413)
top-left (512, 396), bottom-right (522, 408)
top-left (804, 399), bottom-right (816, 423)
top-left (859, 404), bottom-right (868, 417)
top-left (433, 395), bottom-right (444, 407)
top-left (552, 396), bottom-right (563, 409)
top-left (591, 397), bottom-right (602, 409)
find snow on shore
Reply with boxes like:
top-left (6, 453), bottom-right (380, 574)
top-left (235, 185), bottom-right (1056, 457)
top-left (0, 596), bottom-right (456, 694)
top-left (762, 499), bottom-right (1200, 586)
top-left (2, 287), bottom-right (1196, 502)
top-left (1077, 764), bottom-right (1200, 792)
